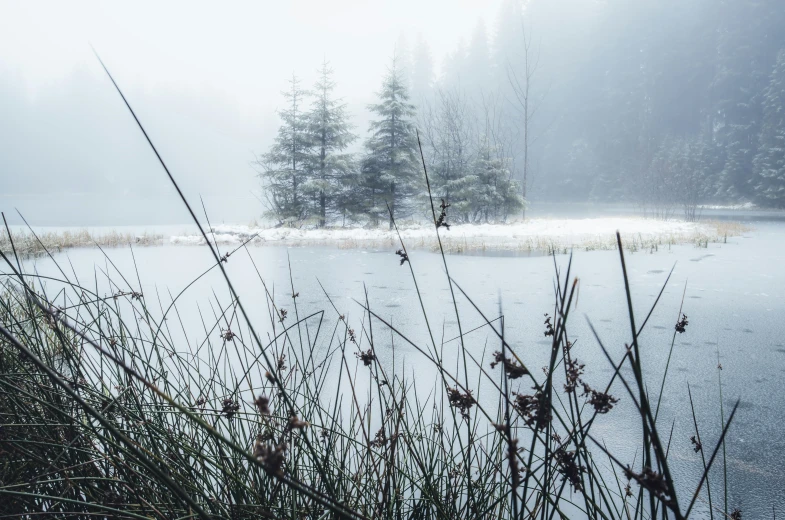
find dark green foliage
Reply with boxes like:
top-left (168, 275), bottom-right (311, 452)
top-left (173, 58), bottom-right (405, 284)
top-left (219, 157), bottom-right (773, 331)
top-left (360, 57), bottom-right (421, 228)
top-left (258, 65), bottom-right (358, 227)
top-left (450, 137), bottom-right (524, 222)
top-left (257, 74), bottom-right (313, 225)
top-left (305, 60), bottom-right (357, 227)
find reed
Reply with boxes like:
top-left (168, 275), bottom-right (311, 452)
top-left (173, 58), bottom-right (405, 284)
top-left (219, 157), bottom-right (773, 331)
top-left (1, 227), bottom-right (163, 257)
top-left (0, 59), bottom-right (749, 519)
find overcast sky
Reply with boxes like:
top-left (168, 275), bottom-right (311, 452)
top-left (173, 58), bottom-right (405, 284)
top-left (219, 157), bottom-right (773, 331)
top-left (1, 0), bottom-right (505, 224)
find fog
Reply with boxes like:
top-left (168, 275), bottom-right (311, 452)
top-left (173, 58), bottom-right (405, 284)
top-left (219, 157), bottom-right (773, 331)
top-left (3, 0), bottom-right (785, 226)
top-left (0, 0), bottom-right (503, 224)
top-left (4, 3), bottom-right (785, 517)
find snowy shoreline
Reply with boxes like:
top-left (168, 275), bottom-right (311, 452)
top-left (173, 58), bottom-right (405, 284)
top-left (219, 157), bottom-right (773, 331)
top-left (170, 217), bottom-right (746, 253)
top-left (2, 218), bottom-right (748, 256)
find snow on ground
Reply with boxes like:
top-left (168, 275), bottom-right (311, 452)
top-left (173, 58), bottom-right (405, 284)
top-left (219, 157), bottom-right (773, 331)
top-left (170, 217), bottom-right (737, 253)
top-left (698, 201), bottom-right (757, 210)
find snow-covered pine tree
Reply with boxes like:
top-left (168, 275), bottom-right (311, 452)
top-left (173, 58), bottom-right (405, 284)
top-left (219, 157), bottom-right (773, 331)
top-left (753, 49), bottom-right (785, 207)
top-left (451, 137), bottom-right (523, 222)
top-left (361, 57), bottom-right (421, 228)
top-left (718, 124), bottom-right (757, 202)
top-left (305, 60), bottom-right (357, 227)
top-left (258, 74), bottom-right (312, 225)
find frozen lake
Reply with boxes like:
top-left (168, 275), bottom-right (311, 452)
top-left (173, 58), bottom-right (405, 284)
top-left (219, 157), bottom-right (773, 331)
top-left (11, 219), bottom-right (785, 517)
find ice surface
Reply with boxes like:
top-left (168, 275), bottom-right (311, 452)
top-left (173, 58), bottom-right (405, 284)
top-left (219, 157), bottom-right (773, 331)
top-left (15, 219), bottom-right (782, 517)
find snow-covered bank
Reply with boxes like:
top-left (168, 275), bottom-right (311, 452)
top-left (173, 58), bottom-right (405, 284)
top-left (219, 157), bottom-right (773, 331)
top-left (170, 218), bottom-right (747, 253)
top-left (698, 201), bottom-right (758, 210)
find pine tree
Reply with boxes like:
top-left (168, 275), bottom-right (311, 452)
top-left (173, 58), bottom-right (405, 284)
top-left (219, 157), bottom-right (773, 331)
top-left (305, 60), bottom-right (357, 227)
top-left (258, 74), bottom-right (312, 225)
top-left (451, 137), bottom-right (523, 222)
top-left (361, 57), bottom-right (421, 228)
top-left (753, 49), bottom-right (785, 207)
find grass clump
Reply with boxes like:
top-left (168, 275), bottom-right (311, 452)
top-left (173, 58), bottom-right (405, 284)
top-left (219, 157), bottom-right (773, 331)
top-left (0, 221), bottom-right (745, 519)
top-left (1, 227), bottom-right (164, 257)
top-left (0, 62), bottom-right (751, 519)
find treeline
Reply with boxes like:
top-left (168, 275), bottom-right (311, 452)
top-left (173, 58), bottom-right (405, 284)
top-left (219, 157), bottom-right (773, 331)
top-left (260, 0), bottom-right (785, 227)
top-left (491, 0), bottom-right (785, 211)
top-left (257, 60), bottom-right (523, 228)
top-left (425, 0), bottom-right (785, 214)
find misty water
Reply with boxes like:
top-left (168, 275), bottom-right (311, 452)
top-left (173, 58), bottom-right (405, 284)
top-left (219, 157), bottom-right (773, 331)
top-left (16, 218), bottom-right (785, 517)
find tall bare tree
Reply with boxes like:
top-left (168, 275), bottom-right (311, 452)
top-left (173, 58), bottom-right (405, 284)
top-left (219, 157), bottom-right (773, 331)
top-left (419, 87), bottom-right (476, 209)
top-left (507, 21), bottom-right (542, 220)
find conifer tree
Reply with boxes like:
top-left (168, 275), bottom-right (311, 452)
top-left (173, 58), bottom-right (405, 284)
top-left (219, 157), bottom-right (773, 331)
top-left (361, 57), bottom-right (420, 228)
top-left (258, 74), bottom-right (312, 225)
top-left (451, 137), bottom-right (523, 222)
top-left (753, 49), bottom-right (785, 207)
top-left (305, 60), bottom-right (357, 227)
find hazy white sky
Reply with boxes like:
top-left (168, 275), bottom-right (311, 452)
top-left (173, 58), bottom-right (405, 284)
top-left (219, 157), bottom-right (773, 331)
top-left (1, 0), bottom-right (503, 102)
top-left (0, 0), bottom-right (507, 224)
